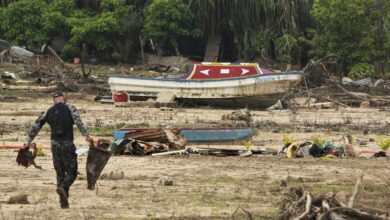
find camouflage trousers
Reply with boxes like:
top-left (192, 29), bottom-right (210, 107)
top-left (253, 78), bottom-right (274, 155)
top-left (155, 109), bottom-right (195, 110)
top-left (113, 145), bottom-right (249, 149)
top-left (51, 139), bottom-right (78, 196)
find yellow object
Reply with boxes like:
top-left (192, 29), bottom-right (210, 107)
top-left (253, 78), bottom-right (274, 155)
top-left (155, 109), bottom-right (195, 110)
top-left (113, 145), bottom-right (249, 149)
top-left (374, 136), bottom-right (390, 151)
top-left (282, 133), bottom-right (296, 145)
top-left (321, 154), bottom-right (337, 159)
top-left (242, 139), bottom-right (253, 149)
top-left (287, 142), bottom-right (299, 158)
top-left (312, 133), bottom-right (326, 145)
top-left (37, 145), bottom-right (46, 156)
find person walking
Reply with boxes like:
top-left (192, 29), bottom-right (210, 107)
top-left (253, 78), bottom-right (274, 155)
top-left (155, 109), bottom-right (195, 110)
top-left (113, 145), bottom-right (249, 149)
top-left (24, 91), bottom-right (91, 209)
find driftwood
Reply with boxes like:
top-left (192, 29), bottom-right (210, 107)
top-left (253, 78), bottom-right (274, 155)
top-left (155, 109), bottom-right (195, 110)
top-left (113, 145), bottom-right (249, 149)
top-left (274, 186), bottom-right (388, 220)
top-left (232, 207), bottom-right (253, 220)
top-left (319, 207), bottom-right (386, 220)
top-left (348, 174), bottom-right (364, 208)
top-left (1, 84), bottom-right (57, 92)
top-left (144, 53), bottom-right (190, 71)
top-left (335, 83), bottom-right (370, 101)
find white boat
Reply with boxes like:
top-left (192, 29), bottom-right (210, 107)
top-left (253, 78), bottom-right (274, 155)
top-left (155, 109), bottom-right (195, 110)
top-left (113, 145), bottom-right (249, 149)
top-left (109, 72), bottom-right (302, 108)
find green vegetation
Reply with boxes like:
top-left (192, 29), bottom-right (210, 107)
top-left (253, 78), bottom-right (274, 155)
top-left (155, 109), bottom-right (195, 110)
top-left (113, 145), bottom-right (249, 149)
top-left (143, 0), bottom-right (202, 55)
top-left (312, 0), bottom-right (390, 74)
top-left (374, 136), bottom-right (390, 151)
top-left (1, 0), bottom-right (389, 76)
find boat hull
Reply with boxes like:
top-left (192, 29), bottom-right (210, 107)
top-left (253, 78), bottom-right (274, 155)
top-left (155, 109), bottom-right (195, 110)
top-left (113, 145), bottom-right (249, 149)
top-left (109, 71), bottom-right (302, 108)
top-left (114, 128), bottom-right (254, 143)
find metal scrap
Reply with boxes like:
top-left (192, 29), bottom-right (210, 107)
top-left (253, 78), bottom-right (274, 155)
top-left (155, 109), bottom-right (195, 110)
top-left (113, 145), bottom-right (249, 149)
top-left (110, 128), bottom-right (186, 155)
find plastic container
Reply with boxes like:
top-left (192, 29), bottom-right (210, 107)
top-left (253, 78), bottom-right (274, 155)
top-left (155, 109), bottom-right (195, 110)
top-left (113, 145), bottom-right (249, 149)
top-left (113, 92), bottom-right (128, 102)
top-left (73, 57), bottom-right (80, 65)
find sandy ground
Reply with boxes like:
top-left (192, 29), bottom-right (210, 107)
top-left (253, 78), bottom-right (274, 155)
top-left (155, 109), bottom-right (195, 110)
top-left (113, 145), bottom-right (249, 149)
top-left (0, 93), bottom-right (390, 219)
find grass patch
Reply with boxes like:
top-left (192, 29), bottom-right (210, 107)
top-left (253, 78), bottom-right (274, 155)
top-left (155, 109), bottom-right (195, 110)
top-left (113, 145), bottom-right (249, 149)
top-left (198, 176), bottom-right (240, 185)
top-left (89, 126), bottom-right (115, 136)
top-left (0, 64), bottom-right (22, 73)
top-left (311, 184), bottom-right (353, 193)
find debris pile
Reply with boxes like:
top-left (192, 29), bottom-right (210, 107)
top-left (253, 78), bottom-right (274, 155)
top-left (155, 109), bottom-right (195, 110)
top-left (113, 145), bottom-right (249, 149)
top-left (222, 109), bottom-right (252, 124)
top-left (281, 141), bottom-right (351, 158)
top-left (7, 194), bottom-right (29, 204)
top-left (288, 80), bottom-right (390, 109)
top-left (275, 186), bottom-right (387, 220)
top-left (279, 134), bottom-right (390, 159)
top-left (110, 129), bottom-right (186, 155)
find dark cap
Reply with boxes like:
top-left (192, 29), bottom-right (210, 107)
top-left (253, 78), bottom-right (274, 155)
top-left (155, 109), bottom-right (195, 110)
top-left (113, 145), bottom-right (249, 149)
top-left (52, 91), bottom-right (64, 98)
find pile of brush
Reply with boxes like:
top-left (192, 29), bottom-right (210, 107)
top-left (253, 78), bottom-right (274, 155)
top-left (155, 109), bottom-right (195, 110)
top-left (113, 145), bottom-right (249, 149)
top-left (275, 186), bottom-right (388, 220)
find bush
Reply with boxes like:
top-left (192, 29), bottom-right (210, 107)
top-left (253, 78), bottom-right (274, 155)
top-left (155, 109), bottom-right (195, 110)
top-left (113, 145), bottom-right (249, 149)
top-left (348, 63), bottom-right (375, 80)
top-left (276, 34), bottom-right (300, 64)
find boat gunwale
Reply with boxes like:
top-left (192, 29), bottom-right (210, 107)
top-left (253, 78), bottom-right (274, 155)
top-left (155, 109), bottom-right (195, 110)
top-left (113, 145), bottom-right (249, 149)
top-left (108, 71), bottom-right (302, 83)
top-left (117, 127), bottom-right (253, 131)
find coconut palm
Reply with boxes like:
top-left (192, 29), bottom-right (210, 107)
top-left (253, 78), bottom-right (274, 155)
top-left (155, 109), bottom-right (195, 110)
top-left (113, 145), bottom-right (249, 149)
top-left (186, 0), bottom-right (316, 61)
top-left (1, 0), bottom-right (16, 7)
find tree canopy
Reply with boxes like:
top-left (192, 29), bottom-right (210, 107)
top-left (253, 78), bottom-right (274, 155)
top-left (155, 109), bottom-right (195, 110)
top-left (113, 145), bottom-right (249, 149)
top-left (0, 0), bottom-right (389, 76)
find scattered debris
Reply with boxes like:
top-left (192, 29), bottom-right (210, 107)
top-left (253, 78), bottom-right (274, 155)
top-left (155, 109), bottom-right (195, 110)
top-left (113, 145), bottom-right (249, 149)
top-left (157, 176), bottom-right (173, 186)
top-left (222, 109), bottom-right (252, 124)
top-left (76, 147), bottom-right (89, 156)
top-left (311, 102), bottom-right (335, 109)
top-left (110, 128), bottom-right (186, 155)
top-left (155, 91), bottom-right (176, 107)
top-left (151, 149), bottom-right (187, 157)
top-left (16, 143), bottom-right (42, 169)
top-left (268, 100), bottom-right (283, 110)
top-left (342, 77), bottom-right (372, 87)
top-left (101, 171), bottom-right (125, 180)
top-left (1, 84), bottom-right (57, 92)
top-left (288, 82), bottom-right (390, 108)
top-left (275, 186), bottom-right (386, 220)
top-left (149, 64), bottom-right (171, 73)
top-left (144, 53), bottom-right (190, 72)
top-left (7, 194), bottom-right (29, 204)
top-left (360, 100), bottom-right (371, 108)
top-left (1, 71), bottom-right (16, 80)
top-left (232, 207), bottom-right (253, 220)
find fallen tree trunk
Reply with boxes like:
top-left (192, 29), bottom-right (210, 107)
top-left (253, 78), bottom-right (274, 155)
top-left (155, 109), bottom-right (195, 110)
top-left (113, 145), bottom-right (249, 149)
top-left (1, 84), bottom-right (56, 92)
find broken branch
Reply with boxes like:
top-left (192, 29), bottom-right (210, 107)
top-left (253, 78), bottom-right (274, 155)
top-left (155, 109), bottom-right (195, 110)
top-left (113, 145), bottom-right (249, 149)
top-left (348, 174), bottom-right (364, 208)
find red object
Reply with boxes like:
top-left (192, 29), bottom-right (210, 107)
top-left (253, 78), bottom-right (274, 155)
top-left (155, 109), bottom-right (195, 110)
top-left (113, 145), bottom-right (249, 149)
top-left (359, 150), bottom-right (390, 155)
top-left (185, 63), bottom-right (273, 80)
top-left (73, 57), bottom-right (80, 65)
top-left (113, 92), bottom-right (128, 102)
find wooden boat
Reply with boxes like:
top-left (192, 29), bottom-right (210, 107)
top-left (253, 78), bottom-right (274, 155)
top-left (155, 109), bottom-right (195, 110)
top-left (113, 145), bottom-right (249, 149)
top-left (108, 63), bottom-right (302, 108)
top-left (113, 128), bottom-right (253, 143)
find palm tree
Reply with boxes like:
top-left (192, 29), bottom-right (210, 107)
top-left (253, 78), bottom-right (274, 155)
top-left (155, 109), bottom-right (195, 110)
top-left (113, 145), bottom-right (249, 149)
top-left (75, 0), bottom-right (150, 11)
top-left (1, 0), bottom-right (16, 7)
top-left (186, 0), bottom-right (316, 61)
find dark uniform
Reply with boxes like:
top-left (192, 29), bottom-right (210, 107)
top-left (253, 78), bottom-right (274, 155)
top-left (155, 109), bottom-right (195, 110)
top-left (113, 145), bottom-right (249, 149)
top-left (26, 101), bottom-right (88, 208)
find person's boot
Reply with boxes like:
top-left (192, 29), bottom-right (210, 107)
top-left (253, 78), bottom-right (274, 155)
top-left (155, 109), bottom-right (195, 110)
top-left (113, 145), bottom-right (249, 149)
top-left (57, 187), bottom-right (69, 209)
top-left (64, 187), bottom-right (69, 198)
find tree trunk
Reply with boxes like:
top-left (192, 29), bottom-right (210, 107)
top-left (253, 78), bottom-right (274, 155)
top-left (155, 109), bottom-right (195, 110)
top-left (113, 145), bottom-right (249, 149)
top-left (203, 32), bottom-right (221, 62)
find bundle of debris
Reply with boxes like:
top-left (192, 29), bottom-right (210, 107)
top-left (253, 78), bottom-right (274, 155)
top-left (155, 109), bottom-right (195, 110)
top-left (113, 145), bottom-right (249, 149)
top-left (280, 141), bottom-right (351, 158)
top-left (110, 129), bottom-right (186, 155)
top-left (222, 108), bottom-right (252, 125)
top-left (287, 81), bottom-right (390, 109)
top-left (275, 186), bottom-right (388, 220)
top-left (280, 134), bottom-right (390, 159)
